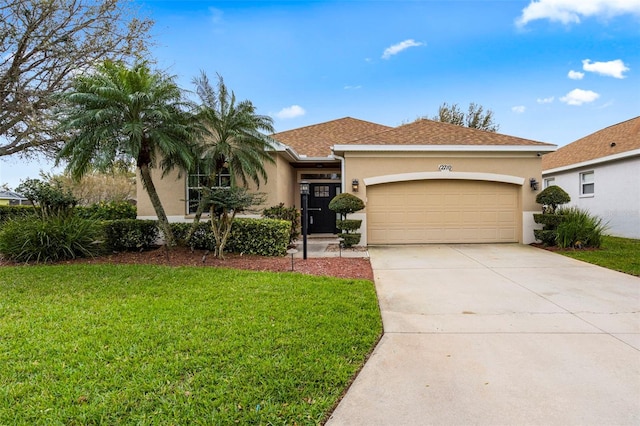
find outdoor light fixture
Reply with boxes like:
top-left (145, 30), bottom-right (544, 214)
top-left (529, 178), bottom-right (539, 191)
top-left (300, 181), bottom-right (310, 259)
top-left (300, 181), bottom-right (310, 195)
top-left (352, 178), bottom-right (359, 192)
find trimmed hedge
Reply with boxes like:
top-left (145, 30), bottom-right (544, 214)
top-left (76, 201), bottom-right (136, 220)
top-left (171, 218), bottom-right (290, 257)
top-left (0, 205), bottom-right (36, 225)
top-left (102, 219), bottom-right (159, 252)
top-left (227, 218), bottom-right (290, 256)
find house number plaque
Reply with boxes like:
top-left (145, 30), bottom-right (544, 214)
top-left (438, 164), bottom-right (453, 171)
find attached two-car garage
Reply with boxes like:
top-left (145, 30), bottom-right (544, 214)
top-left (366, 179), bottom-right (520, 245)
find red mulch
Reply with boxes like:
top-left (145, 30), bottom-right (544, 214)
top-left (2, 246), bottom-right (374, 281)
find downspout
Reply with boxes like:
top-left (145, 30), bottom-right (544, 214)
top-left (330, 150), bottom-right (346, 194)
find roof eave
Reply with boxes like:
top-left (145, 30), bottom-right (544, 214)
top-left (332, 144), bottom-right (557, 153)
top-left (543, 148), bottom-right (640, 175)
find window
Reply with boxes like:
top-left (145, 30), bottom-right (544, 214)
top-left (300, 173), bottom-right (341, 181)
top-left (543, 178), bottom-right (555, 188)
top-left (186, 166), bottom-right (231, 214)
top-left (314, 185), bottom-right (330, 198)
top-left (580, 171), bottom-right (594, 196)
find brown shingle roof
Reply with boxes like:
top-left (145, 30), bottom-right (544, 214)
top-left (273, 117), bottom-right (392, 157)
top-left (350, 119), bottom-right (554, 147)
top-left (542, 116), bottom-right (640, 171)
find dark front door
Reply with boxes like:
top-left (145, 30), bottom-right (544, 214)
top-left (304, 183), bottom-right (340, 234)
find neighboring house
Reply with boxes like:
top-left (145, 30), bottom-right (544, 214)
top-left (542, 116), bottom-right (640, 239)
top-left (0, 190), bottom-right (29, 206)
top-left (138, 117), bottom-right (555, 245)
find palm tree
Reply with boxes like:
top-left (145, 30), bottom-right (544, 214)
top-left (186, 72), bottom-right (276, 238)
top-left (57, 61), bottom-right (196, 247)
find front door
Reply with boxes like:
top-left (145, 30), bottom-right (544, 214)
top-left (304, 183), bottom-right (340, 234)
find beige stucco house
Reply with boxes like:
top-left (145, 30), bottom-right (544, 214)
top-left (138, 117), bottom-right (556, 245)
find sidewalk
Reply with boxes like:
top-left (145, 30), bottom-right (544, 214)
top-left (291, 235), bottom-right (369, 258)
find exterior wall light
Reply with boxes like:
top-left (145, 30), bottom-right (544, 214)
top-left (529, 178), bottom-right (539, 191)
top-left (352, 178), bottom-right (359, 192)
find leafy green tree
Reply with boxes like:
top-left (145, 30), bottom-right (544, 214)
top-left (186, 72), bottom-right (276, 240)
top-left (57, 61), bottom-right (196, 247)
top-left (430, 102), bottom-right (499, 132)
top-left (201, 187), bottom-right (265, 258)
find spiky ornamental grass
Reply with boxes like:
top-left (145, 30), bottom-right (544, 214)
top-left (0, 265), bottom-right (381, 425)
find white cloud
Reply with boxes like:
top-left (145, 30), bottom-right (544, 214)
top-left (582, 59), bottom-right (630, 78)
top-left (274, 105), bottom-right (306, 119)
top-left (537, 96), bottom-right (555, 104)
top-left (516, 0), bottom-right (640, 26)
top-left (344, 85), bottom-right (362, 90)
top-left (560, 88), bottom-right (600, 105)
top-left (568, 70), bottom-right (584, 80)
top-left (512, 105), bottom-right (526, 113)
top-left (381, 39), bottom-right (424, 60)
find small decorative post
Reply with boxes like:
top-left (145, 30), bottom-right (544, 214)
top-left (300, 181), bottom-right (310, 260)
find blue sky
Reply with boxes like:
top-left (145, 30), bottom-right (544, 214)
top-left (2, 0), bottom-right (639, 188)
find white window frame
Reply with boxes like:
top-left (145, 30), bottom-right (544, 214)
top-left (543, 177), bottom-right (555, 188)
top-left (579, 171), bottom-right (595, 197)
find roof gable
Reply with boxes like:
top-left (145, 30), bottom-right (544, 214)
top-left (272, 117), bottom-right (392, 157)
top-left (352, 119), bottom-right (554, 147)
top-left (542, 116), bottom-right (640, 171)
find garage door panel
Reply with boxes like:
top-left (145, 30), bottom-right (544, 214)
top-left (367, 180), bottom-right (519, 244)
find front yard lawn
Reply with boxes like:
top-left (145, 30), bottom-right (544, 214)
top-left (0, 265), bottom-right (382, 425)
top-left (555, 235), bottom-right (640, 276)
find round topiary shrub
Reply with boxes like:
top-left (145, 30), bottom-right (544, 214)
top-left (536, 185), bottom-right (570, 214)
top-left (328, 193), bottom-right (365, 219)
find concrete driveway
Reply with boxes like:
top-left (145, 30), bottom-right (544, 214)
top-left (327, 244), bottom-right (640, 426)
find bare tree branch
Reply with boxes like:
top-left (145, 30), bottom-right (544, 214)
top-left (0, 0), bottom-right (153, 159)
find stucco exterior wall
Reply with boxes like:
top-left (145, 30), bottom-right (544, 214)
top-left (137, 167), bottom-right (186, 220)
top-left (543, 157), bottom-right (640, 239)
top-left (343, 151), bottom-right (544, 244)
top-left (138, 152), bottom-right (297, 220)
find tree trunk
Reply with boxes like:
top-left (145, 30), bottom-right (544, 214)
top-left (139, 163), bottom-right (176, 248)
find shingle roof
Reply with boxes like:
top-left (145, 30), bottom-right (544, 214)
top-left (542, 116), bottom-right (640, 171)
top-left (351, 119), bottom-right (554, 147)
top-left (272, 117), bottom-right (392, 157)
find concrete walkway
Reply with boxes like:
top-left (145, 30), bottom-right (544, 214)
top-left (327, 244), bottom-right (640, 426)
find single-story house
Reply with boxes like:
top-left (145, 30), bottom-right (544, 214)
top-left (138, 117), bottom-right (556, 245)
top-left (0, 190), bottom-right (29, 206)
top-left (542, 116), bottom-right (640, 239)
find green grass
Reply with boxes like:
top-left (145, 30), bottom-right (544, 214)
top-left (556, 235), bottom-right (640, 276)
top-left (0, 265), bottom-right (382, 425)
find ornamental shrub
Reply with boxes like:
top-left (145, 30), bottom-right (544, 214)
top-left (329, 193), bottom-right (365, 247)
top-left (556, 207), bottom-right (607, 249)
top-left (536, 185), bottom-right (570, 214)
top-left (172, 218), bottom-right (289, 257)
top-left (102, 219), bottom-right (159, 251)
top-left (0, 205), bottom-right (36, 225)
top-left (16, 179), bottom-right (78, 218)
top-left (262, 203), bottom-right (300, 244)
top-left (76, 201), bottom-right (136, 220)
top-left (533, 185), bottom-right (572, 245)
top-left (0, 215), bottom-right (103, 263)
top-left (329, 193), bottom-right (365, 219)
top-left (226, 218), bottom-right (289, 256)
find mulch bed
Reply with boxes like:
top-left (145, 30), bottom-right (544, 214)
top-left (1, 246), bottom-right (374, 281)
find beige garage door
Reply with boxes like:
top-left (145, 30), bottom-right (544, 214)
top-left (367, 180), bottom-right (519, 244)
